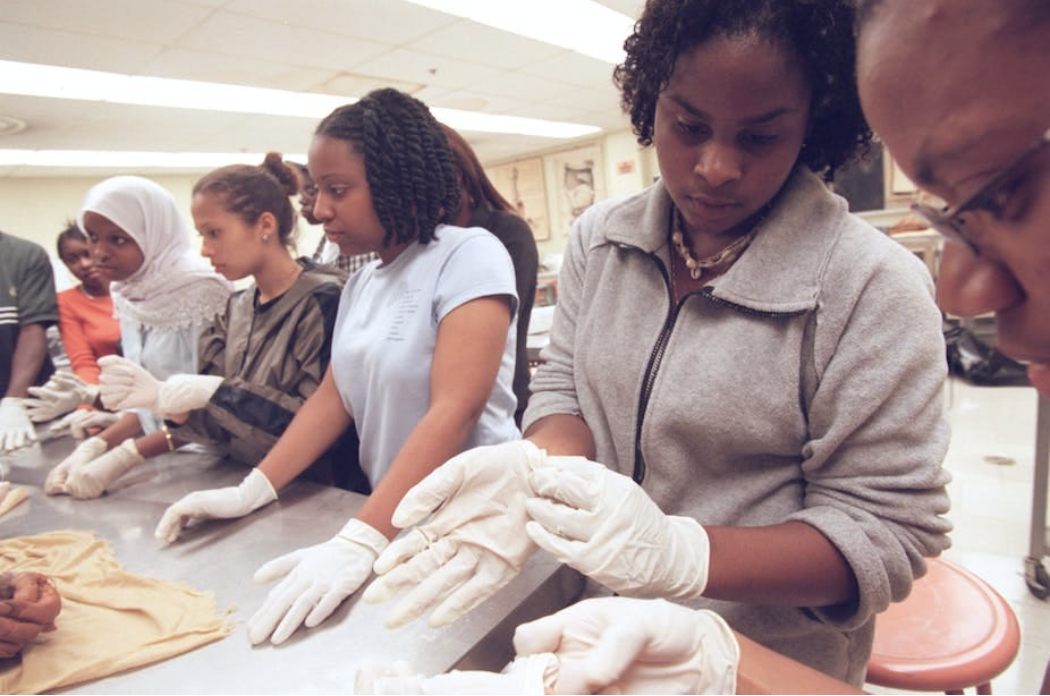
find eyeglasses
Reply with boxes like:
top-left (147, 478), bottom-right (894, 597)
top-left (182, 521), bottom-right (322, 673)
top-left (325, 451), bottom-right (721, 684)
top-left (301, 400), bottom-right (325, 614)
top-left (911, 126), bottom-right (1050, 253)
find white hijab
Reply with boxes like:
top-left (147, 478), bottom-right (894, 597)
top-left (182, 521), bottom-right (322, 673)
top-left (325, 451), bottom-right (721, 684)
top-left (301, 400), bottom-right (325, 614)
top-left (77, 176), bottom-right (232, 331)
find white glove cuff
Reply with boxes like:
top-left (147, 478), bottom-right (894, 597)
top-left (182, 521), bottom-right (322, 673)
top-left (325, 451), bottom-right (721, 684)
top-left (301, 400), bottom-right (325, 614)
top-left (695, 609), bottom-right (740, 695)
top-left (118, 437), bottom-right (145, 462)
top-left (337, 519), bottom-right (390, 558)
top-left (80, 436), bottom-right (110, 457)
top-left (157, 374), bottom-right (224, 415)
top-left (1, 397), bottom-right (26, 408)
top-left (242, 468), bottom-right (279, 508)
top-left (82, 383), bottom-right (100, 406)
top-left (667, 515), bottom-right (711, 599)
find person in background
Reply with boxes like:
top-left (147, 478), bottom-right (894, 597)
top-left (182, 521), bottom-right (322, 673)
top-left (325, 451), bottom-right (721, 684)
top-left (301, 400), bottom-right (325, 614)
top-left (41, 176), bottom-right (232, 500)
top-left (0, 230), bottom-right (57, 452)
top-left (289, 160), bottom-right (378, 276)
top-left (856, 1), bottom-right (1050, 691)
top-left (442, 123), bottom-right (539, 426)
top-left (364, 0), bottom-right (952, 687)
top-left (0, 572), bottom-right (62, 659)
top-left (23, 222), bottom-right (125, 439)
top-left (99, 152), bottom-right (368, 540)
top-left (53, 221), bottom-right (121, 384)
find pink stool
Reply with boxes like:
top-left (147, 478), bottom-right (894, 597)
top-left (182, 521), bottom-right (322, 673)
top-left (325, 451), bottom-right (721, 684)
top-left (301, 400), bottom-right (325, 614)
top-left (866, 557), bottom-right (1021, 694)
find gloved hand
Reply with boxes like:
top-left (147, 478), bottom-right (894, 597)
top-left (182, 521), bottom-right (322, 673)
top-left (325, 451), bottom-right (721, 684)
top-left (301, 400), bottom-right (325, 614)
top-left (0, 572), bottom-right (63, 659)
top-left (364, 440), bottom-right (546, 628)
top-left (99, 355), bottom-right (223, 416)
top-left (155, 468), bottom-right (278, 544)
top-left (44, 436), bottom-right (108, 495)
top-left (64, 437), bottom-right (145, 499)
top-left (48, 409), bottom-right (121, 439)
top-left (24, 371), bottom-right (99, 422)
top-left (525, 456), bottom-right (710, 599)
top-left (0, 397), bottom-right (37, 452)
top-left (247, 518), bottom-right (388, 645)
top-left (513, 597), bottom-right (739, 695)
top-left (355, 654), bottom-right (558, 695)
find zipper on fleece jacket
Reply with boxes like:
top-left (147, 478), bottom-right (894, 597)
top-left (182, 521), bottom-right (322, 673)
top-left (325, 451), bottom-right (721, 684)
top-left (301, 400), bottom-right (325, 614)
top-left (633, 252), bottom-right (681, 483)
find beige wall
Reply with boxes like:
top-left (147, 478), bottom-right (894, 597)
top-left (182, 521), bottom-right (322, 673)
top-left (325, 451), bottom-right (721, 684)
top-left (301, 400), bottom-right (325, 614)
top-left (1, 128), bottom-right (654, 286)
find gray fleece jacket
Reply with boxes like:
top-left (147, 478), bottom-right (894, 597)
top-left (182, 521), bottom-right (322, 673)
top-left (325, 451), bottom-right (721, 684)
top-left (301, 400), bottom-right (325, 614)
top-left (523, 167), bottom-right (953, 686)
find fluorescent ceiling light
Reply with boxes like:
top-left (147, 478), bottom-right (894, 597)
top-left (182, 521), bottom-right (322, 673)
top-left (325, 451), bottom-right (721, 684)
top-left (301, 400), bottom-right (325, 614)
top-left (0, 149), bottom-right (300, 169)
top-left (404, 0), bottom-right (635, 64)
top-left (0, 60), bottom-right (600, 139)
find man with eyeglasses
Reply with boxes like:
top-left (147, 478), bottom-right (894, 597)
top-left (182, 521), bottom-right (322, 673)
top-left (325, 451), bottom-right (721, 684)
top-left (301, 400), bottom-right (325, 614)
top-left (855, 0), bottom-right (1050, 398)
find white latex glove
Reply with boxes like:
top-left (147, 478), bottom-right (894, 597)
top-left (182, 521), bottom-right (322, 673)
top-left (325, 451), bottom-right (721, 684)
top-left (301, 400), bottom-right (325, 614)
top-left (24, 371), bottom-right (99, 422)
top-left (247, 518), bottom-right (388, 645)
top-left (48, 409), bottom-right (121, 439)
top-left (0, 398), bottom-right (37, 452)
top-left (155, 468), bottom-right (278, 544)
top-left (513, 597), bottom-right (739, 695)
top-left (356, 654), bottom-right (558, 695)
top-left (363, 440), bottom-right (546, 628)
top-left (44, 436), bottom-right (108, 494)
top-left (525, 456), bottom-right (710, 599)
top-left (63, 437), bottom-right (145, 499)
top-left (99, 355), bottom-right (223, 415)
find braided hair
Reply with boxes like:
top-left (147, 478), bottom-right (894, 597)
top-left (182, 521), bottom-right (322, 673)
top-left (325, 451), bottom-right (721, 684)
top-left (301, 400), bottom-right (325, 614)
top-left (614, 0), bottom-right (873, 181)
top-left (315, 88), bottom-right (460, 246)
top-left (193, 152), bottom-right (301, 247)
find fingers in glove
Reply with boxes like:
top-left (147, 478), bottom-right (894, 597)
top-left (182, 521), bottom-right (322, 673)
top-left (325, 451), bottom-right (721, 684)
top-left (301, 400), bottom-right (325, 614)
top-left (512, 611), bottom-right (569, 656)
top-left (365, 532), bottom-right (455, 604)
top-left (44, 466), bottom-right (71, 496)
top-left (524, 496), bottom-right (595, 543)
top-left (372, 528), bottom-right (430, 577)
top-left (386, 541), bottom-right (479, 629)
top-left (529, 464), bottom-right (602, 511)
top-left (271, 589), bottom-right (321, 644)
top-left (306, 577), bottom-right (365, 629)
top-left (155, 502), bottom-right (193, 544)
top-left (428, 555), bottom-right (514, 627)
top-left (390, 461), bottom-right (469, 530)
top-left (246, 574), bottom-right (311, 645)
top-left (253, 549), bottom-right (305, 584)
top-left (524, 520), bottom-right (594, 571)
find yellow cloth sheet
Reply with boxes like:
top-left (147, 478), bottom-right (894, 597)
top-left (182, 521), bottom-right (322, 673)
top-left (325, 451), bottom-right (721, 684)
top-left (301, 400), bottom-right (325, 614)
top-left (0, 530), bottom-right (233, 694)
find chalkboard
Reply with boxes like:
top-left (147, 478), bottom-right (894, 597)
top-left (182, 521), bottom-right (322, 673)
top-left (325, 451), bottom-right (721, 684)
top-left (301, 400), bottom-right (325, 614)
top-left (831, 143), bottom-right (885, 213)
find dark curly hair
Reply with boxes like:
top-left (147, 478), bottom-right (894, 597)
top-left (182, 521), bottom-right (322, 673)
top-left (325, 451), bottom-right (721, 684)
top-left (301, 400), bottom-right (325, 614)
top-left (193, 152), bottom-right (301, 247)
top-left (315, 88), bottom-right (460, 247)
top-left (614, 0), bottom-right (873, 181)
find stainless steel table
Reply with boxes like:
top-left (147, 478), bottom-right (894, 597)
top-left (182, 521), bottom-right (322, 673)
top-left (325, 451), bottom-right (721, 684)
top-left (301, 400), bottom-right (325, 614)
top-left (1, 434), bottom-right (582, 694)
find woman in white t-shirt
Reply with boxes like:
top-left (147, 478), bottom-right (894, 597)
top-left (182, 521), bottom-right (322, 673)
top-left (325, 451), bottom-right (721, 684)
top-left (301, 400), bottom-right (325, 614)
top-left (151, 88), bottom-right (520, 646)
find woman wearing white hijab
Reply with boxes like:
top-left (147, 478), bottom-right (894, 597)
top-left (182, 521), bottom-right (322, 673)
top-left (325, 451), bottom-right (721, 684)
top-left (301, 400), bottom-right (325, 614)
top-left (44, 176), bottom-right (232, 499)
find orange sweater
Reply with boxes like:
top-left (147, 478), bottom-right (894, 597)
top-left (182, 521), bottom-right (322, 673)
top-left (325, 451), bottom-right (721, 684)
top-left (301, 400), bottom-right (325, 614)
top-left (57, 287), bottom-right (121, 384)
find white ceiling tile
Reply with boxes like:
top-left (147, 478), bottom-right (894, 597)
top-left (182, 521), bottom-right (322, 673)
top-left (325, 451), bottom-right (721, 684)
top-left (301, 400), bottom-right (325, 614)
top-left (351, 48), bottom-right (503, 90)
top-left (178, 10), bottom-right (392, 72)
top-left (409, 20), bottom-right (564, 70)
top-left (2, 0), bottom-right (213, 43)
top-left (224, 0), bottom-right (459, 45)
top-left (0, 22), bottom-right (164, 72)
top-left (141, 48), bottom-right (338, 92)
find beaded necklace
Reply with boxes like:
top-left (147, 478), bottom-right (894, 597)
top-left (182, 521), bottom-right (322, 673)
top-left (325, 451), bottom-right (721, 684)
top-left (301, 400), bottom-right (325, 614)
top-left (669, 208), bottom-right (762, 281)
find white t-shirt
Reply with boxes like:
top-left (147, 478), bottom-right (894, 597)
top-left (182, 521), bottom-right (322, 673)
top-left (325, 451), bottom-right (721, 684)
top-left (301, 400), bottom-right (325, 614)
top-left (332, 225), bottom-right (521, 485)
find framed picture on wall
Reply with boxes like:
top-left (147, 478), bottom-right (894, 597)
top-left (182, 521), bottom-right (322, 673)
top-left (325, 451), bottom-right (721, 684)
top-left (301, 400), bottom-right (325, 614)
top-left (486, 157), bottom-right (551, 241)
top-left (549, 143), bottom-right (606, 237)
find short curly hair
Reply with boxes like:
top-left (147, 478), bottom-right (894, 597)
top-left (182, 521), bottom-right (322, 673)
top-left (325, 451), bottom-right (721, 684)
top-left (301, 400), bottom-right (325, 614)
top-left (315, 88), bottom-right (460, 247)
top-left (614, 0), bottom-right (873, 181)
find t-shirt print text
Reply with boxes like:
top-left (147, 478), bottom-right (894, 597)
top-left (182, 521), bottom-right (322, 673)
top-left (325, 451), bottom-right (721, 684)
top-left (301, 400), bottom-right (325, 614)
top-left (385, 284), bottom-right (422, 342)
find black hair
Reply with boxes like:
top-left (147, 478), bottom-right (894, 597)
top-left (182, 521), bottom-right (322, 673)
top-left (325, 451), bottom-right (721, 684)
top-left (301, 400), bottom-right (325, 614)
top-left (614, 0), bottom-right (873, 181)
top-left (193, 152), bottom-right (301, 247)
top-left (441, 123), bottom-right (518, 216)
top-left (315, 88), bottom-right (460, 246)
top-left (56, 219), bottom-right (86, 258)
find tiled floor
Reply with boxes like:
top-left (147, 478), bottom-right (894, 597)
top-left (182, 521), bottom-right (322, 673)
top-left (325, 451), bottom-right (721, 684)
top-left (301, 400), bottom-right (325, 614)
top-left (865, 378), bottom-right (1050, 695)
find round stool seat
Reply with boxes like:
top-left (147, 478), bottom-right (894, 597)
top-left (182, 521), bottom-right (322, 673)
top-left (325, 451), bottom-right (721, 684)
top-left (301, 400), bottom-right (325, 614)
top-left (867, 557), bottom-right (1020, 693)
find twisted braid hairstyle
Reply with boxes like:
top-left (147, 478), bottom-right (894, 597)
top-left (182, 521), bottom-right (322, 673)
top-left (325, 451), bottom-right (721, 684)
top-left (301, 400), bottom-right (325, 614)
top-left (614, 0), bottom-right (873, 181)
top-left (316, 88), bottom-right (460, 247)
top-left (193, 152), bottom-right (301, 247)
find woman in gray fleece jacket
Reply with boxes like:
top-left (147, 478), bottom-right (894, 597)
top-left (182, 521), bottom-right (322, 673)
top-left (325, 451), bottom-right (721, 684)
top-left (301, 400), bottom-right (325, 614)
top-left (366, 0), bottom-right (952, 687)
